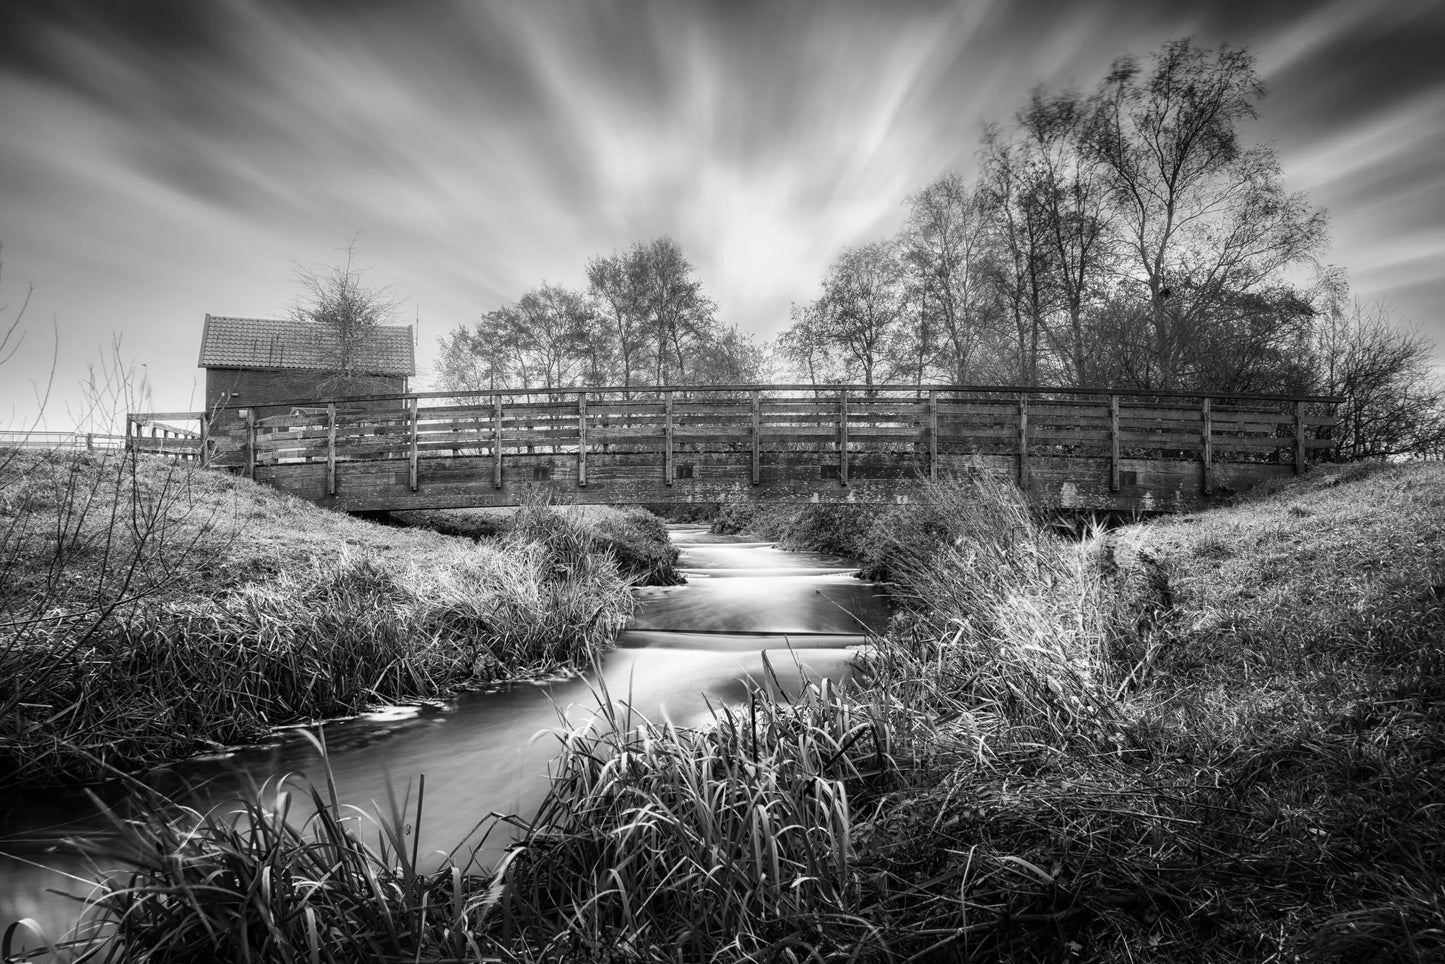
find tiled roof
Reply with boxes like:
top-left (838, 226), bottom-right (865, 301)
top-left (198, 315), bottom-right (415, 376)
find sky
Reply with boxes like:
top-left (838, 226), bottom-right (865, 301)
top-left (1, 0), bottom-right (1443, 430)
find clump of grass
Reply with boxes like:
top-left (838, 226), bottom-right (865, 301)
top-left (491, 667), bottom-right (904, 962)
top-left (395, 501), bottom-right (683, 586)
top-left (713, 501), bottom-right (882, 559)
top-left (22, 732), bottom-right (502, 964)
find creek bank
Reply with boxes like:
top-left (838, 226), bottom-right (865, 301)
top-left (0, 450), bottom-right (668, 789)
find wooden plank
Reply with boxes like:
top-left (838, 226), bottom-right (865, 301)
top-left (326, 402), bottom-right (337, 496)
top-left (838, 391), bottom-right (849, 486)
top-left (1017, 394), bottom-right (1029, 487)
top-left (751, 390), bottom-right (761, 485)
top-left (1030, 430), bottom-right (1113, 445)
top-left (1201, 396), bottom-right (1213, 496)
top-left (1109, 395), bottom-right (1120, 492)
top-left (1026, 403), bottom-right (1113, 419)
top-left (838, 424), bottom-right (925, 438)
top-left (1207, 409), bottom-right (1291, 425)
top-left (577, 392), bottom-right (588, 487)
top-left (1210, 437), bottom-right (1294, 453)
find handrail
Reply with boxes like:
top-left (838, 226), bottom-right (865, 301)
top-left (143, 382), bottom-right (1343, 419)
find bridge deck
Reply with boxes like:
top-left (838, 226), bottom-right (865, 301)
top-left (128, 384), bottom-right (1338, 513)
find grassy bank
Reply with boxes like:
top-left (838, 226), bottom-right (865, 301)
top-left (19, 462), bottom-right (1445, 962)
top-left (0, 449), bottom-right (666, 788)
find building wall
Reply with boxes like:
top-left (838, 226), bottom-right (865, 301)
top-left (204, 368), bottom-right (408, 422)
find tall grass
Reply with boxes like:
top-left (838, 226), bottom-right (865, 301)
top-left (0, 452), bottom-right (637, 787)
top-left (18, 464), bottom-right (1445, 961)
top-left (10, 731), bottom-right (503, 964)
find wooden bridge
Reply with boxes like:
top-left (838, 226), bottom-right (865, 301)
top-left (127, 384), bottom-right (1339, 513)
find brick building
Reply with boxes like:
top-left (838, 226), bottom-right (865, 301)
top-left (198, 315), bottom-right (416, 419)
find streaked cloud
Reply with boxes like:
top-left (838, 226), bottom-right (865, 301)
top-left (1, 0), bottom-right (1442, 426)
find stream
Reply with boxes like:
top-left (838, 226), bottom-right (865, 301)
top-left (0, 524), bottom-right (891, 947)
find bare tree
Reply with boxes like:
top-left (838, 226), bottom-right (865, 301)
top-left (814, 241), bottom-right (907, 388)
top-left (1310, 272), bottom-right (1445, 459)
top-left (1016, 89), bottom-right (1117, 385)
top-left (900, 173), bottom-right (996, 384)
top-left (777, 300), bottom-right (842, 385)
top-left (291, 235), bottom-right (403, 393)
top-left (1085, 38), bottom-right (1328, 388)
top-left (979, 127), bottom-right (1057, 386)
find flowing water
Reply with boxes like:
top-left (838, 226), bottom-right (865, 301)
top-left (0, 524), bottom-right (890, 947)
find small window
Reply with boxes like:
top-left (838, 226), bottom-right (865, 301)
top-left (820, 464), bottom-right (840, 480)
top-left (675, 464), bottom-right (694, 480)
top-left (1119, 469), bottom-right (1138, 487)
top-left (533, 466), bottom-right (552, 481)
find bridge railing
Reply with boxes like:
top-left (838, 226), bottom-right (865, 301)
top-left (130, 384), bottom-right (1338, 503)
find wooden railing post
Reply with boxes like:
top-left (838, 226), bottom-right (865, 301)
top-left (1201, 396), bottom-right (1213, 495)
top-left (1294, 400), bottom-right (1306, 474)
top-left (1017, 393), bottom-right (1030, 488)
top-left (928, 390), bottom-right (938, 480)
top-left (1109, 394), bottom-right (1120, 492)
top-left (408, 398), bottom-right (419, 492)
top-left (838, 389), bottom-right (849, 486)
top-left (492, 394), bottom-right (503, 489)
top-left (750, 389), bottom-right (761, 486)
top-left (245, 410), bottom-right (256, 479)
top-left (326, 402), bottom-right (337, 496)
top-left (664, 390), bottom-right (674, 485)
top-left (577, 390), bottom-right (588, 487)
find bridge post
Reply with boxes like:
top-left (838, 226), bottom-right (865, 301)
top-left (577, 391), bottom-right (588, 487)
top-left (492, 395), bottom-right (503, 489)
top-left (1109, 394), bottom-right (1120, 492)
top-left (408, 397), bottom-right (419, 492)
top-left (928, 390), bottom-right (938, 480)
top-left (751, 389), bottom-right (761, 485)
top-left (1017, 393), bottom-right (1030, 488)
top-left (1293, 400), bottom-right (1306, 474)
top-left (326, 402), bottom-right (337, 496)
top-left (838, 389), bottom-right (849, 486)
top-left (664, 390), bottom-right (674, 486)
top-left (245, 410), bottom-right (256, 479)
top-left (1201, 396), bottom-right (1213, 495)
